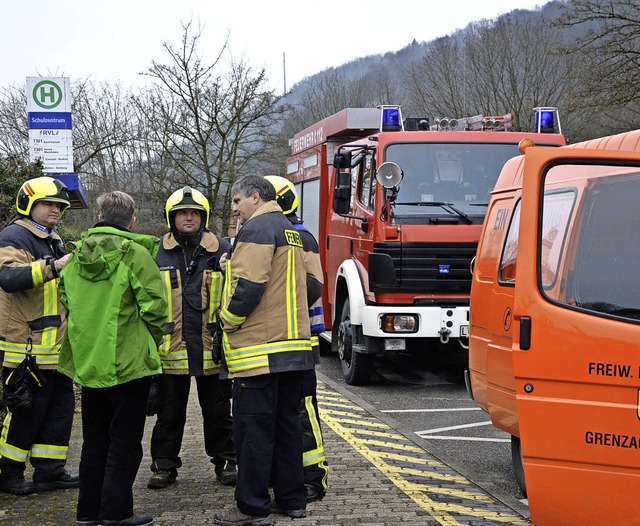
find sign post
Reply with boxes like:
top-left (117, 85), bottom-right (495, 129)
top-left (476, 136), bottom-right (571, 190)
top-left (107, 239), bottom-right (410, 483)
top-left (26, 77), bottom-right (86, 208)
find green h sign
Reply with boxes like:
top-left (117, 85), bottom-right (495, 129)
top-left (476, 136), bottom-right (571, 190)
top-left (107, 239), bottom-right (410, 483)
top-left (32, 80), bottom-right (63, 110)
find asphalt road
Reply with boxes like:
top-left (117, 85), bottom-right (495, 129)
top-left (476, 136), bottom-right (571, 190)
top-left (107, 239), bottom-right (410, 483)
top-left (316, 347), bottom-right (529, 518)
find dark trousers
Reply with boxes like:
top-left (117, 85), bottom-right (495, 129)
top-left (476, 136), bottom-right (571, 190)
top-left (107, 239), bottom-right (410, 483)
top-left (233, 371), bottom-right (305, 517)
top-left (76, 377), bottom-right (150, 522)
top-left (0, 368), bottom-right (74, 483)
top-left (149, 374), bottom-right (234, 472)
top-left (300, 368), bottom-right (329, 493)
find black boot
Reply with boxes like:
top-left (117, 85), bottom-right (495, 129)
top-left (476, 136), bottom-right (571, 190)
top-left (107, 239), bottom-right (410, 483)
top-left (0, 473), bottom-right (36, 495)
top-left (35, 470), bottom-right (80, 492)
top-left (99, 515), bottom-right (154, 526)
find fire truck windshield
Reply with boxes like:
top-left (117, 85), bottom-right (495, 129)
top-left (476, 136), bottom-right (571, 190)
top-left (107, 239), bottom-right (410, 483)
top-left (386, 142), bottom-right (523, 217)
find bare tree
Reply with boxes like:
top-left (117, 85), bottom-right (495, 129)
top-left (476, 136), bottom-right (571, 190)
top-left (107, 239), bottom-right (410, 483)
top-left (405, 16), bottom-right (578, 133)
top-left (72, 81), bottom-right (136, 181)
top-left (557, 0), bottom-right (640, 130)
top-left (274, 66), bottom-right (405, 169)
top-left (404, 36), bottom-right (467, 119)
top-left (133, 21), bottom-right (284, 235)
top-left (0, 80), bottom-right (136, 179)
top-left (0, 85), bottom-right (28, 158)
top-left (289, 68), bottom-right (403, 131)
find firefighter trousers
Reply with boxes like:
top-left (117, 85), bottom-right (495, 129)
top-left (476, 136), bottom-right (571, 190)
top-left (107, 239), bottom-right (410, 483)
top-left (233, 371), bottom-right (306, 517)
top-left (149, 374), bottom-right (235, 473)
top-left (0, 368), bottom-right (74, 483)
top-left (300, 368), bottom-right (329, 494)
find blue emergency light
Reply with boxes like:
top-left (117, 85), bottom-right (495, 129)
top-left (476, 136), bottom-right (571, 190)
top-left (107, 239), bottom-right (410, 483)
top-left (380, 106), bottom-right (403, 132)
top-left (533, 108), bottom-right (557, 133)
top-left (438, 264), bottom-right (451, 275)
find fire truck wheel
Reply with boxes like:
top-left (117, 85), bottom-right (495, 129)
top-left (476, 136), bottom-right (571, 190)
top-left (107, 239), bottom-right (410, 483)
top-left (511, 435), bottom-right (527, 497)
top-left (335, 297), bottom-right (375, 385)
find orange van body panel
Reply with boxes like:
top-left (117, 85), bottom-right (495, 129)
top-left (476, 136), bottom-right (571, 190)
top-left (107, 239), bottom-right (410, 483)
top-left (470, 129), bottom-right (640, 430)
top-left (470, 131), bottom-right (640, 524)
top-left (514, 146), bottom-right (640, 525)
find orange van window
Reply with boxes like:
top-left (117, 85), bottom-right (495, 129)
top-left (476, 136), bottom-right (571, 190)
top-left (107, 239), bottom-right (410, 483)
top-left (498, 201), bottom-right (521, 283)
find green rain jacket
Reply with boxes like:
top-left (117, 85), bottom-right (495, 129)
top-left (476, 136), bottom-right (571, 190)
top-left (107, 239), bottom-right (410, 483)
top-left (57, 225), bottom-right (167, 388)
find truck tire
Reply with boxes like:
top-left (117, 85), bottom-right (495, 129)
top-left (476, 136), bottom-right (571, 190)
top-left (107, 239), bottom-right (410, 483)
top-left (335, 298), bottom-right (375, 385)
top-left (511, 435), bottom-right (527, 497)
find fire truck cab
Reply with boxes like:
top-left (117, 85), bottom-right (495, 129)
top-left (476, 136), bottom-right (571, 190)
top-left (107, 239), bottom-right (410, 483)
top-left (468, 129), bottom-right (640, 525)
top-left (287, 105), bottom-right (566, 385)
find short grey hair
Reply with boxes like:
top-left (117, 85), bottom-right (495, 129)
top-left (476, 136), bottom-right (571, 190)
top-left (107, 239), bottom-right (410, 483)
top-left (97, 191), bottom-right (135, 228)
top-left (231, 175), bottom-right (276, 202)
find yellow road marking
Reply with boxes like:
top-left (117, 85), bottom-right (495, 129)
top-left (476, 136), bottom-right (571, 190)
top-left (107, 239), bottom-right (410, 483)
top-left (323, 416), bottom-right (390, 428)
top-left (377, 451), bottom-right (443, 466)
top-left (318, 381), bottom-right (529, 526)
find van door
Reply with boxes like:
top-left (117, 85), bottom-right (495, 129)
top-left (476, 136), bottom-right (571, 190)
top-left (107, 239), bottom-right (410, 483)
top-left (512, 147), bottom-right (640, 526)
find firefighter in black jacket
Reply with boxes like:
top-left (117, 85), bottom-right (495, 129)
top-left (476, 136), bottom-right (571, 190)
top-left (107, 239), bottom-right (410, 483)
top-left (0, 176), bottom-right (79, 495)
top-left (147, 186), bottom-right (237, 489)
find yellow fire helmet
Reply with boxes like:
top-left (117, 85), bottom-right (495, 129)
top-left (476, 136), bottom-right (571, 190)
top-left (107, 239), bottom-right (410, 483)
top-left (165, 186), bottom-right (210, 228)
top-left (16, 176), bottom-right (71, 217)
top-left (264, 175), bottom-right (299, 216)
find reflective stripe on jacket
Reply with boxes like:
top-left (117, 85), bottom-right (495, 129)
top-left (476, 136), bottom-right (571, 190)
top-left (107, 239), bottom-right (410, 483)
top-left (156, 231), bottom-right (230, 375)
top-left (0, 219), bottom-right (66, 368)
top-left (292, 220), bottom-right (324, 365)
top-left (220, 201), bottom-right (314, 378)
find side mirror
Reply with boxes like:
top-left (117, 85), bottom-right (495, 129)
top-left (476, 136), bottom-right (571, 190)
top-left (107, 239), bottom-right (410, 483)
top-left (333, 171), bottom-right (352, 214)
top-left (333, 151), bottom-right (352, 169)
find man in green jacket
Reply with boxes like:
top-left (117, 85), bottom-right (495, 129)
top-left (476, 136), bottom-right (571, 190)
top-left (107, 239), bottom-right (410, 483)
top-left (58, 191), bottom-right (167, 526)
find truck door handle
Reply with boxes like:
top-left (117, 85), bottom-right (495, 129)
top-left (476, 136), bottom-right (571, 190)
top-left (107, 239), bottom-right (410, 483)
top-left (519, 316), bottom-right (531, 350)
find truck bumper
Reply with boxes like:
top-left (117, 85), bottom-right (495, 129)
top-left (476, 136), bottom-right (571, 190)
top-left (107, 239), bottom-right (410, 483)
top-left (360, 304), bottom-right (469, 340)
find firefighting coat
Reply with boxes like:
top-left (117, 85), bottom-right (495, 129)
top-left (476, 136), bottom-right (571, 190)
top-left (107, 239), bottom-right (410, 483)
top-left (220, 201), bottom-right (314, 378)
top-left (290, 219), bottom-right (324, 363)
top-left (156, 231), bottom-right (231, 375)
top-left (57, 225), bottom-right (166, 388)
top-left (0, 218), bottom-right (66, 369)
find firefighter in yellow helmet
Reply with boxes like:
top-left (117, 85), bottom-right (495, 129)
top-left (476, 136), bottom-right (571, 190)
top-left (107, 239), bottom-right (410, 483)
top-left (0, 176), bottom-right (79, 494)
top-left (147, 186), bottom-right (237, 490)
top-left (264, 175), bottom-right (328, 503)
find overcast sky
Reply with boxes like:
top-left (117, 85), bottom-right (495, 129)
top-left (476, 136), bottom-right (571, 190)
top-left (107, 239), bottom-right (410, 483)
top-left (2, 0), bottom-right (548, 93)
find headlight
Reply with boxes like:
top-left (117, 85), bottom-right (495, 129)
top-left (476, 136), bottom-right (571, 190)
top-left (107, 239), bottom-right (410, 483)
top-left (382, 314), bottom-right (418, 333)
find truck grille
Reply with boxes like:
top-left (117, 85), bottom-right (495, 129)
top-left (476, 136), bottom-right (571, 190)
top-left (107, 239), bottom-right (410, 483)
top-left (370, 242), bottom-right (477, 294)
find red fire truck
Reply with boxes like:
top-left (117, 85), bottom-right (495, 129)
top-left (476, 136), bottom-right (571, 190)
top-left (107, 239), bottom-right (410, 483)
top-left (285, 105), bottom-right (566, 385)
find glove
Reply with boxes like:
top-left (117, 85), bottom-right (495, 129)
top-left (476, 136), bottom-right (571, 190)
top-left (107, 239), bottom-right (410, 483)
top-left (146, 377), bottom-right (162, 416)
top-left (4, 354), bottom-right (46, 413)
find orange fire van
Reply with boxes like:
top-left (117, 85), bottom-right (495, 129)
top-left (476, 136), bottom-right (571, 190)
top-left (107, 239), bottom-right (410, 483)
top-left (468, 130), bottom-right (640, 524)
